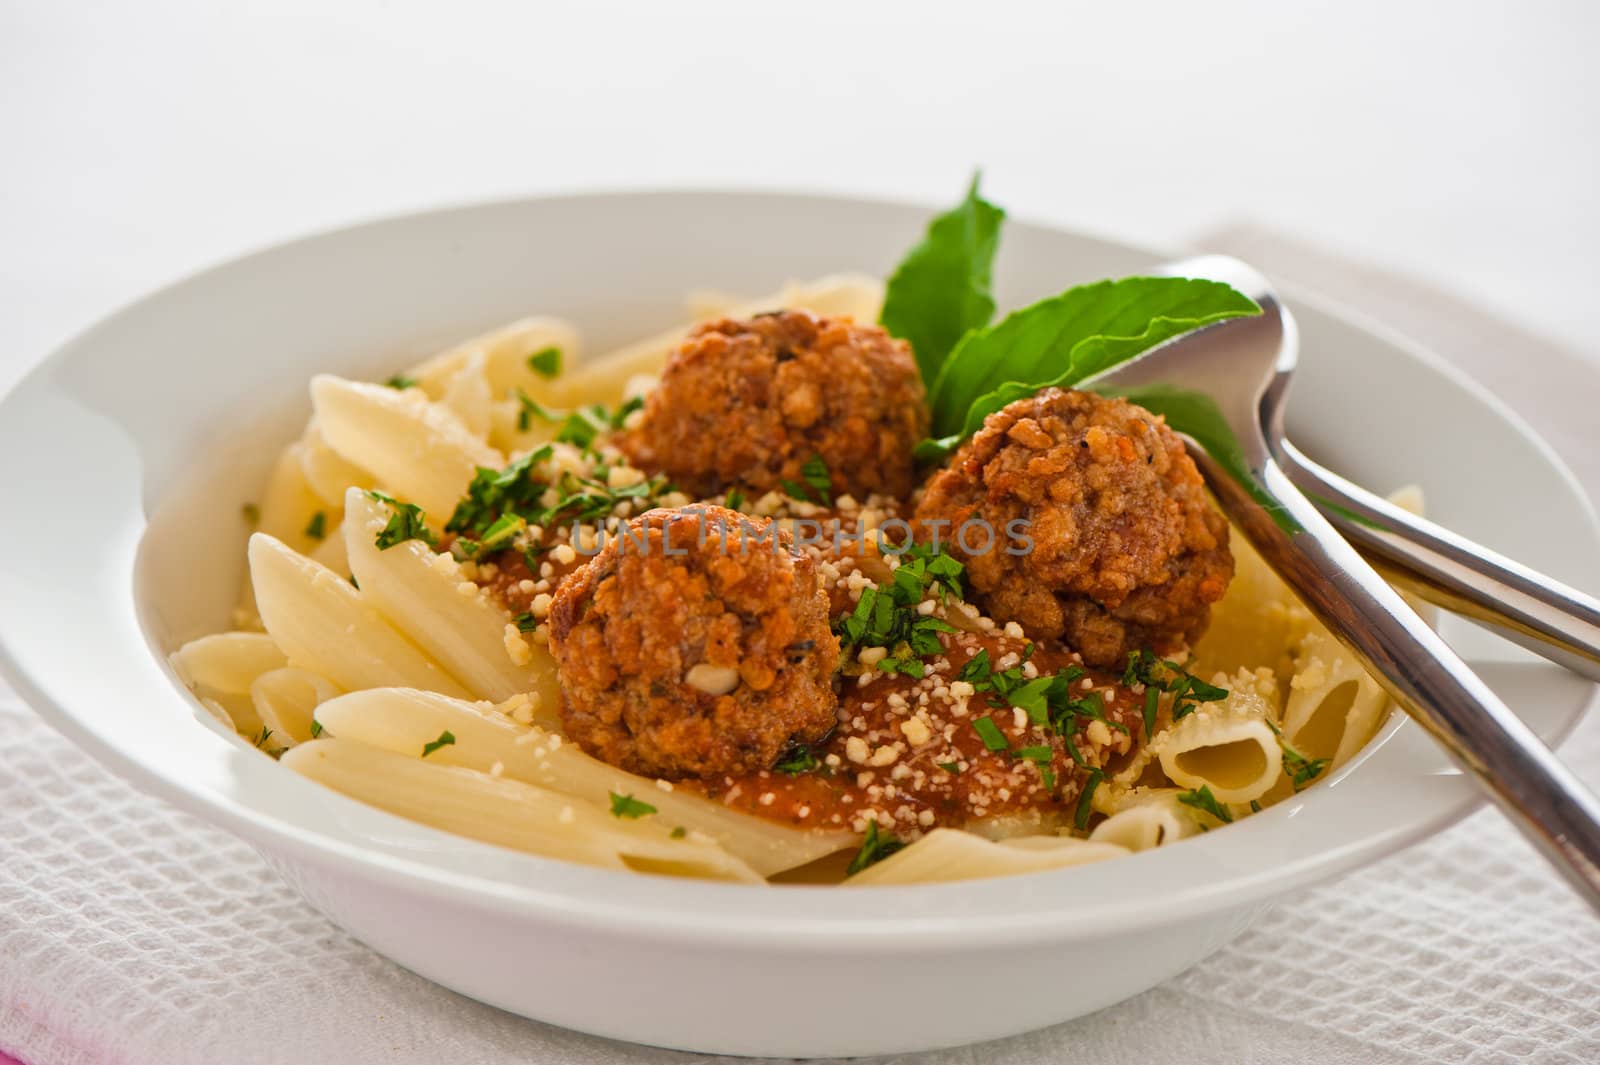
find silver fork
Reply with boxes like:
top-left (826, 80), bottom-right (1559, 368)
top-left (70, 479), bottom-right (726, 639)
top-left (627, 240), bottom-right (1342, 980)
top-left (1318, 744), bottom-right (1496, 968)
top-left (1090, 255), bottom-right (1600, 910)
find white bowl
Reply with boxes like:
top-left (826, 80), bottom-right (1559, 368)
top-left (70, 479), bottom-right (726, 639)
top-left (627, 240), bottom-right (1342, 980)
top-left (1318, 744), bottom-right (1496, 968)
top-left (0, 192), bottom-right (1595, 1058)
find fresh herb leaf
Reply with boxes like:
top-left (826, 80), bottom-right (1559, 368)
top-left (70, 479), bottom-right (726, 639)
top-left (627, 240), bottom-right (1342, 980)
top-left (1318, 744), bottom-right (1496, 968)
top-left (1265, 720), bottom-right (1330, 792)
top-left (527, 346), bottom-right (562, 378)
top-left (880, 173), bottom-right (1005, 386)
top-left (724, 488), bottom-right (745, 512)
top-left (936, 760), bottom-right (962, 775)
top-left (774, 746), bottom-right (819, 776)
top-left (252, 725), bottom-right (275, 749)
top-left (385, 374), bottom-right (419, 390)
top-left (925, 277), bottom-right (1262, 442)
top-left (1143, 686), bottom-right (1160, 740)
top-left (1123, 650), bottom-right (1228, 724)
top-left (303, 511), bottom-right (327, 541)
top-left (367, 490), bottom-right (438, 550)
top-left (972, 716), bottom-right (1009, 752)
top-left (514, 389), bottom-right (563, 432)
top-left (845, 820), bottom-right (905, 876)
top-left (513, 611), bottom-right (538, 633)
top-left (1177, 785), bottom-right (1234, 824)
top-left (1074, 769), bottom-right (1104, 831)
top-left (421, 730), bottom-right (456, 757)
top-left (309, 719), bottom-right (323, 738)
top-left (800, 455), bottom-right (832, 502)
top-left (608, 792), bottom-right (657, 819)
top-left (1249, 799), bottom-right (1263, 814)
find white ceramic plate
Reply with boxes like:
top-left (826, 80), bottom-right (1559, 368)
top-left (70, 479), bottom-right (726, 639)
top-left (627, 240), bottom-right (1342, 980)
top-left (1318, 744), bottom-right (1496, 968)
top-left (0, 192), bottom-right (1595, 1058)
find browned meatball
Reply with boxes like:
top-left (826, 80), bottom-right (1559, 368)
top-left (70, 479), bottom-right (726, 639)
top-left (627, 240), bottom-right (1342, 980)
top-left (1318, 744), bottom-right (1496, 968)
top-left (914, 388), bottom-right (1232, 669)
top-left (617, 310), bottom-right (927, 500)
top-left (546, 505), bottom-right (840, 780)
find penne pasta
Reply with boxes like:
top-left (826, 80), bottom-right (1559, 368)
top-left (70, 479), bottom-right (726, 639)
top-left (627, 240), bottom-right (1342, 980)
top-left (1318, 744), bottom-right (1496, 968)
top-left (440, 350), bottom-right (494, 440)
top-left (405, 316), bottom-right (582, 403)
top-left (282, 738), bottom-right (761, 882)
top-left (170, 631), bottom-right (287, 694)
top-left (248, 532), bottom-right (472, 699)
top-left (250, 666), bottom-right (341, 747)
top-left (299, 422), bottom-right (375, 508)
top-left (846, 828), bottom-right (1127, 886)
top-left (1152, 687), bottom-right (1283, 804)
top-left (1088, 790), bottom-right (1201, 851)
top-left (255, 442), bottom-right (330, 558)
top-left (309, 375), bottom-right (502, 520)
top-left (1282, 622), bottom-right (1390, 770)
top-left (312, 686), bottom-right (855, 876)
top-left (342, 488), bottom-right (559, 705)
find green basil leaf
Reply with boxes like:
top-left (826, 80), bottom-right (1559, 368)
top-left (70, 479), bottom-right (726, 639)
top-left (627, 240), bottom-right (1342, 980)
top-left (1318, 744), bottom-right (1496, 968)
top-left (880, 174), bottom-right (1005, 386)
top-left (927, 277), bottom-right (1261, 439)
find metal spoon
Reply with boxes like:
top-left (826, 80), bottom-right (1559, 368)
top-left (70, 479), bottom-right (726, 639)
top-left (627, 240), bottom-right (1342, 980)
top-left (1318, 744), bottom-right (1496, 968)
top-left (1089, 255), bottom-right (1600, 910)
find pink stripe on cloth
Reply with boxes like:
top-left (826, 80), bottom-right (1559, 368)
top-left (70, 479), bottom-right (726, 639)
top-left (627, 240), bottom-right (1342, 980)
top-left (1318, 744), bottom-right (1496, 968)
top-left (0, 1050), bottom-right (26, 1065)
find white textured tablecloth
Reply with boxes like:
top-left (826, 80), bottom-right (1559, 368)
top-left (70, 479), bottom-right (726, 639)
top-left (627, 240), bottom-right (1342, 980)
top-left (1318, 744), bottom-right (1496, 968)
top-left (0, 231), bottom-right (1596, 1065)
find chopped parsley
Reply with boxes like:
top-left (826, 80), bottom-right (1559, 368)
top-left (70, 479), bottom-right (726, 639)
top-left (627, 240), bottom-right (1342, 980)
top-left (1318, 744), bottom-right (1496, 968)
top-left (513, 611), bottom-right (538, 633)
top-left (421, 730), bottom-right (456, 757)
top-left (780, 454), bottom-right (834, 504)
top-left (526, 345), bottom-right (562, 378)
top-left (833, 544), bottom-right (966, 674)
top-left (1123, 650), bottom-right (1228, 729)
top-left (608, 792), bottom-right (657, 819)
top-left (774, 746), bottom-right (819, 776)
top-left (309, 719), bottom-right (324, 738)
top-left (384, 374), bottom-right (419, 390)
top-left (445, 443), bottom-right (669, 549)
top-left (1177, 785), bottom-right (1233, 823)
top-left (1074, 769), bottom-right (1103, 830)
top-left (845, 820), bottom-right (905, 876)
top-left (670, 826), bottom-right (688, 839)
top-left (936, 760), bottom-right (962, 775)
top-left (514, 389), bottom-right (563, 432)
top-left (367, 490), bottom-right (438, 550)
top-left (1267, 720), bottom-right (1330, 792)
top-left (724, 488), bottom-right (745, 512)
top-left (971, 716), bottom-right (1010, 751)
top-left (252, 725), bottom-right (274, 749)
top-left (303, 510), bottom-right (327, 541)
top-left (241, 502), bottom-right (261, 526)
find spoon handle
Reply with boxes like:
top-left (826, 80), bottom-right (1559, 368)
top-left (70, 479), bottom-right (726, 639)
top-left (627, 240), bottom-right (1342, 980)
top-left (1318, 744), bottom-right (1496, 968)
top-left (1280, 442), bottom-right (1600, 683)
top-left (1200, 450), bottom-right (1600, 910)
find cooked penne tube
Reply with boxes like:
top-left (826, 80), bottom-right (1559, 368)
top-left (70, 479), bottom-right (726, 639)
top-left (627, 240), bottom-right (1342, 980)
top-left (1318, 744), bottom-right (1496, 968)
top-left (1282, 622), bottom-right (1391, 769)
top-left (312, 687), bottom-right (854, 876)
top-left (405, 316), bottom-right (582, 402)
top-left (255, 442), bottom-right (329, 558)
top-left (846, 828), bottom-right (1127, 886)
top-left (1153, 687), bottom-right (1283, 804)
top-left (306, 517), bottom-right (350, 577)
top-left (1088, 791), bottom-right (1201, 851)
top-left (309, 375), bottom-right (502, 520)
top-left (170, 631), bottom-right (287, 694)
top-left (299, 422), bottom-right (375, 507)
top-left (250, 666), bottom-right (341, 746)
top-left (342, 488), bottom-right (558, 705)
top-left (440, 350), bottom-right (493, 439)
top-left (282, 739), bottom-right (761, 882)
top-left (248, 532), bottom-right (472, 698)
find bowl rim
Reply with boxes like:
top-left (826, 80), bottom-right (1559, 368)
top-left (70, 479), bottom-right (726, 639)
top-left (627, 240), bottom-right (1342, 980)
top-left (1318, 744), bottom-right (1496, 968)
top-left (0, 187), bottom-right (1595, 950)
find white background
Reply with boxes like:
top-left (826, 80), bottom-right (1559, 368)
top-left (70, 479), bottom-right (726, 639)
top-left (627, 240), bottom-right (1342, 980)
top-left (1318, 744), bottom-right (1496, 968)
top-left (4, 0), bottom-right (1598, 391)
